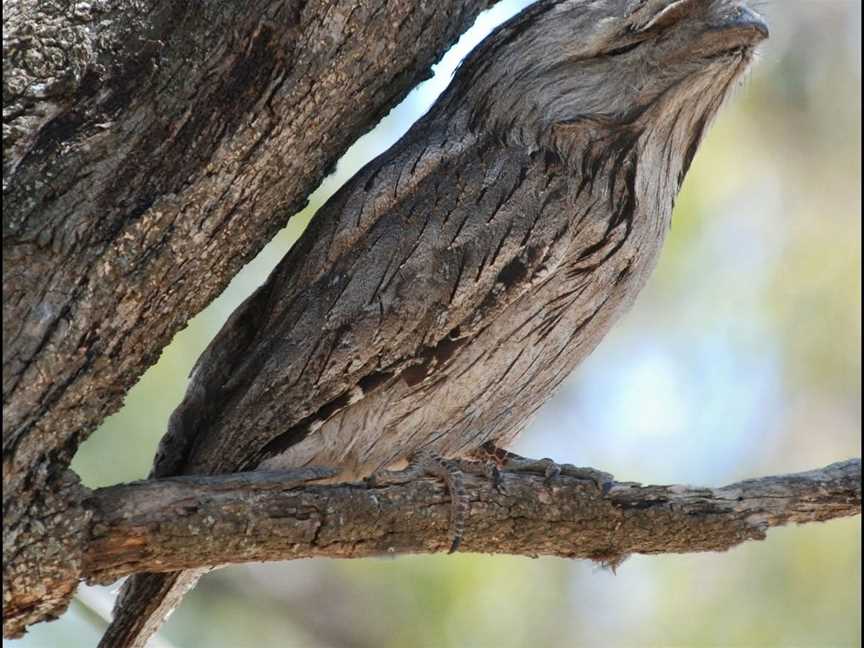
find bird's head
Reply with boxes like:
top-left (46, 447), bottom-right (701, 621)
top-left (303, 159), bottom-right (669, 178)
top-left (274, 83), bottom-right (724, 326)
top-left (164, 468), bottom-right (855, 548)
top-left (449, 0), bottom-right (768, 166)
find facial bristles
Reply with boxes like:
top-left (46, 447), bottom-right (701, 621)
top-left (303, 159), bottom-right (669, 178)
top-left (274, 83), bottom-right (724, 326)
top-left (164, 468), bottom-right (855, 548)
top-left (637, 0), bottom-right (699, 32)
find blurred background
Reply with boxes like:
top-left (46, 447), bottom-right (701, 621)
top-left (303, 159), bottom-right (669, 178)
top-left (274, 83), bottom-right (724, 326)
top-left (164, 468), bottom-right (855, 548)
top-left (9, 0), bottom-right (860, 646)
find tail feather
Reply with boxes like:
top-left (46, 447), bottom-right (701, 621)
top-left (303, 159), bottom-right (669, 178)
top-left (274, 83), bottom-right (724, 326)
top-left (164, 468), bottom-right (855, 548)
top-left (99, 569), bottom-right (205, 648)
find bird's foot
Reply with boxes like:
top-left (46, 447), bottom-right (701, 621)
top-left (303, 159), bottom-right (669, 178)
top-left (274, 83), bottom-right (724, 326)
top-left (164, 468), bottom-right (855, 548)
top-left (366, 450), bottom-right (467, 554)
top-left (472, 441), bottom-right (614, 493)
top-left (507, 455), bottom-right (562, 485)
top-left (464, 442), bottom-right (516, 491)
top-left (466, 441), bottom-right (560, 488)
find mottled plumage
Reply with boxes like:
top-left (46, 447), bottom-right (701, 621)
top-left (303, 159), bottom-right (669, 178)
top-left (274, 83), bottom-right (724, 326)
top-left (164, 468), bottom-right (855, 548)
top-left (103, 1), bottom-right (767, 646)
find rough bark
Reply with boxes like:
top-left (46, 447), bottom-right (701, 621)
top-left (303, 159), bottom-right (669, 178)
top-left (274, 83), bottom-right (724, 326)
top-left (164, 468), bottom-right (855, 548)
top-left (2, 458), bottom-right (860, 638)
top-left (3, 0), bottom-right (856, 642)
top-left (3, 1), bottom-right (497, 462)
top-left (2, 0), bottom-right (495, 632)
top-left (102, 3), bottom-right (771, 642)
top-left (1, 470), bottom-right (92, 638)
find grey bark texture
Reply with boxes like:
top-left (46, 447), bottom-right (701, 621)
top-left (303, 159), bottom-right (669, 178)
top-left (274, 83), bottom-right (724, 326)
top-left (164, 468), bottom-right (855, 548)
top-left (2, 0), bottom-right (859, 645)
top-left (7, 458), bottom-right (864, 641)
top-left (3, 0), bottom-right (497, 637)
top-left (104, 0), bottom-right (776, 645)
top-left (81, 459), bottom-right (863, 578)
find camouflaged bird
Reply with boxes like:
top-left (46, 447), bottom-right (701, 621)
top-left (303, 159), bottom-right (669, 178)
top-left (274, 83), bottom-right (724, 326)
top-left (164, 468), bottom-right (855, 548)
top-left (102, 1), bottom-right (767, 645)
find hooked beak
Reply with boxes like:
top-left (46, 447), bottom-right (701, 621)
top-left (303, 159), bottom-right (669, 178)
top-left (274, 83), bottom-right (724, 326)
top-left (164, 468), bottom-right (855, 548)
top-left (713, 6), bottom-right (769, 44)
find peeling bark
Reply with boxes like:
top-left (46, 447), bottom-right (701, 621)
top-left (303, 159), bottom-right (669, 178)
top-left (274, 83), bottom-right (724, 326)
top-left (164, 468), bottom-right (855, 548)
top-left (3, 458), bottom-right (860, 638)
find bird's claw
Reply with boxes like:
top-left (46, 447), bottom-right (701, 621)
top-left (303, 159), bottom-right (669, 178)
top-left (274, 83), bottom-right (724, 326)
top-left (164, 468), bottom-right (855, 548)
top-left (498, 455), bottom-right (614, 493)
top-left (367, 451), bottom-right (468, 553)
top-left (541, 458), bottom-right (561, 485)
top-left (557, 463), bottom-right (615, 493)
top-left (490, 463), bottom-right (507, 493)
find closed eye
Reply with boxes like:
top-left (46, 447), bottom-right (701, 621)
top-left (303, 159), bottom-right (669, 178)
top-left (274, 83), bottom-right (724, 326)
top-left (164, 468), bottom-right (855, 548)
top-left (604, 40), bottom-right (644, 57)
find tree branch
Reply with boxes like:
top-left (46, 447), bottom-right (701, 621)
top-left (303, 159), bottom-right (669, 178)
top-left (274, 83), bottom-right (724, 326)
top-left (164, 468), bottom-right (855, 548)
top-left (4, 458), bottom-right (859, 637)
top-left (83, 458), bottom-right (861, 579)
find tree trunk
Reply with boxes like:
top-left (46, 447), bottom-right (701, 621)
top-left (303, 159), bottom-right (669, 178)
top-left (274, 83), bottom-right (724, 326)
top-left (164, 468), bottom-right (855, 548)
top-left (3, 0), bottom-right (495, 635)
top-left (2, 0), bottom-right (860, 642)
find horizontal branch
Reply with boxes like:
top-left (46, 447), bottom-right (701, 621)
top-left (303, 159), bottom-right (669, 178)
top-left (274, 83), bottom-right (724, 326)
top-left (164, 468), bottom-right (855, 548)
top-left (82, 458), bottom-right (861, 583)
top-left (3, 458), bottom-right (859, 638)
